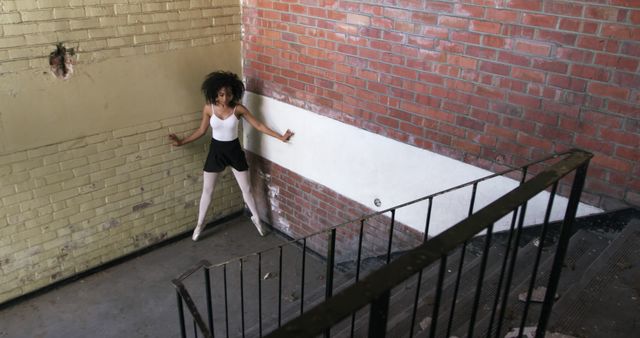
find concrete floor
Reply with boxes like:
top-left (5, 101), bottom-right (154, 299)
top-left (4, 211), bottom-right (636, 338)
top-left (0, 216), bottom-right (291, 338)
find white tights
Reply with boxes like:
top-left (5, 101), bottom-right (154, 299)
top-left (197, 169), bottom-right (260, 226)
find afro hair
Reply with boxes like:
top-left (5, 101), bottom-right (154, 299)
top-left (201, 71), bottom-right (245, 106)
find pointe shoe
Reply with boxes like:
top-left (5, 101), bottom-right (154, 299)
top-left (192, 223), bottom-right (205, 241)
top-left (251, 216), bottom-right (269, 237)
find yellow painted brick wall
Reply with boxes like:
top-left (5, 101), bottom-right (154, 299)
top-left (0, 0), bottom-right (245, 303)
top-left (0, 0), bottom-right (241, 74)
top-left (0, 115), bottom-right (244, 302)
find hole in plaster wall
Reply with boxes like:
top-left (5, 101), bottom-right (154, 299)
top-left (49, 43), bottom-right (75, 80)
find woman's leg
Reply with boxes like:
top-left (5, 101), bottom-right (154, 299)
top-left (193, 171), bottom-right (219, 241)
top-left (232, 168), bottom-right (268, 236)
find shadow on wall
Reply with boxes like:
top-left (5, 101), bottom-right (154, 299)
top-left (242, 93), bottom-right (267, 153)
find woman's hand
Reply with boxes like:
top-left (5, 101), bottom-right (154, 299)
top-left (168, 134), bottom-right (182, 146)
top-left (280, 129), bottom-right (294, 142)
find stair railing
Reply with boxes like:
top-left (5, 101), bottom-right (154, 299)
top-left (173, 149), bottom-right (592, 338)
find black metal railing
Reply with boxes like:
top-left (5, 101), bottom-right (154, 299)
top-left (173, 149), bottom-right (592, 338)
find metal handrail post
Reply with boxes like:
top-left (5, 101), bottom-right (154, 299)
top-left (324, 229), bottom-right (337, 338)
top-left (535, 160), bottom-right (591, 337)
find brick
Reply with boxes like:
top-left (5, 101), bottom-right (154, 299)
top-left (41, 0), bottom-right (79, 7)
top-left (55, 30), bottom-right (89, 43)
top-left (14, 178), bottom-right (37, 193)
top-left (53, 7), bottom-right (85, 20)
top-left (45, 171), bottom-right (75, 185)
top-left (601, 24), bottom-right (640, 40)
top-left (457, 116), bottom-right (485, 132)
top-left (571, 65), bottom-right (609, 81)
top-left (89, 165), bottom-right (118, 183)
top-left (42, 236), bottom-right (72, 252)
top-left (0, 185), bottom-right (16, 200)
top-left (577, 36), bottom-right (613, 52)
top-left (506, 0), bottom-right (542, 11)
top-left (512, 67), bottom-right (545, 83)
top-left (0, 166), bottom-right (10, 178)
top-left (0, 35), bottom-right (27, 49)
top-left (451, 31), bottom-right (481, 44)
top-left (21, 10), bottom-right (54, 21)
top-left (532, 59), bottom-right (568, 74)
top-left (12, 158), bottom-right (44, 173)
top-left (592, 155), bottom-right (633, 173)
top-left (616, 146), bottom-right (640, 162)
top-left (440, 16), bottom-right (469, 29)
top-left (483, 35), bottom-right (511, 49)
top-left (2, 191), bottom-right (33, 207)
top-left (613, 71), bottom-right (640, 88)
top-left (24, 32), bottom-right (58, 46)
top-left (0, 13), bottom-right (21, 24)
top-left (632, 10), bottom-right (640, 25)
top-left (502, 24), bottom-right (535, 39)
top-left (0, 202), bottom-right (21, 221)
top-left (536, 30), bottom-right (577, 45)
top-left (585, 6), bottom-right (620, 21)
top-left (142, 2), bottom-right (167, 12)
top-left (587, 82), bottom-right (630, 100)
top-left (515, 40), bottom-right (552, 56)
top-left (3, 23), bottom-right (39, 36)
top-left (69, 210), bottom-right (96, 224)
top-left (80, 40), bottom-right (110, 54)
top-left (470, 20), bottom-right (500, 34)
top-left (27, 144), bottom-right (59, 159)
top-left (61, 176), bottom-right (90, 190)
top-left (548, 75), bottom-right (587, 91)
top-left (485, 9), bottom-right (518, 23)
top-left (522, 13), bottom-right (558, 28)
top-left (480, 61), bottom-right (510, 76)
top-left (600, 128), bottom-right (639, 147)
top-left (540, 125), bottom-right (576, 145)
top-left (594, 53), bottom-right (639, 72)
top-left (70, 160), bottom-right (100, 177)
top-left (114, 4), bottom-right (142, 14)
top-left (59, 157), bottom-right (88, 170)
top-left (346, 13), bottom-right (370, 26)
top-left (31, 183), bottom-right (63, 199)
top-left (7, 46), bottom-right (48, 59)
top-left (1, 172), bottom-right (29, 188)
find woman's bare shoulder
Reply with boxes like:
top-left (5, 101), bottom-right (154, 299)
top-left (234, 103), bottom-right (250, 116)
top-left (203, 103), bottom-right (213, 117)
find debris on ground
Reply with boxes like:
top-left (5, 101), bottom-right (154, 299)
top-left (263, 272), bottom-right (274, 280)
top-left (418, 316), bottom-right (431, 331)
top-left (504, 326), bottom-right (536, 338)
top-left (504, 327), bottom-right (579, 338)
top-left (518, 286), bottom-right (559, 303)
top-left (284, 292), bottom-right (299, 302)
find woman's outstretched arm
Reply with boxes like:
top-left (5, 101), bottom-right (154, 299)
top-left (236, 104), bottom-right (294, 142)
top-left (169, 105), bottom-right (212, 146)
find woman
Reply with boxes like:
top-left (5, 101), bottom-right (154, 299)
top-left (169, 71), bottom-right (293, 241)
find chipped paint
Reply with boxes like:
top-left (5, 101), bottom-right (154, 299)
top-left (132, 201), bottom-right (152, 212)
top-left (266, 183), bottom-right (292, 235)
top-left (102, 218), bottom-right (120, 230)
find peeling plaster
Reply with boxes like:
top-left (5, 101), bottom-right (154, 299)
top-left (267, 183), bottom-right (291, 235)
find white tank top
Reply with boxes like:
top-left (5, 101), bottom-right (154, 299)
top-left (209, 105), bottom-right (239, 141)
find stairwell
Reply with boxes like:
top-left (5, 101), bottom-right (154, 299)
top-left (176, 151), bottom-right (639, 338)
top-left (237, 208), bottom-right (638, 338)
top-left (330, 208), bottom-right (640, 338)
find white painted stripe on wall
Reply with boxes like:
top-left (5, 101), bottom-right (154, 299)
top-left (243, 93), bottom-right (602, 236)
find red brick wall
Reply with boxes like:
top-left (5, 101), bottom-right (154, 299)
top-left (242, 0), bottom-right (640, 213)
top-left (247, 153), bottom-right (424, 263)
